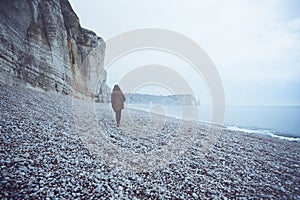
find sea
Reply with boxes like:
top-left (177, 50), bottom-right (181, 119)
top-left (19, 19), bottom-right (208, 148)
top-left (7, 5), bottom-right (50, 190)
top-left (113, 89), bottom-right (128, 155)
top-left (127, 104), bottom-right (300, 142)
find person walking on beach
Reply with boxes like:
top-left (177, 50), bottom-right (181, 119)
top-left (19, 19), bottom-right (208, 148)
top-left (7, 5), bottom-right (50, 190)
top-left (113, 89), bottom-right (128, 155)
top-left (111, 84), bottom-right (126, 127)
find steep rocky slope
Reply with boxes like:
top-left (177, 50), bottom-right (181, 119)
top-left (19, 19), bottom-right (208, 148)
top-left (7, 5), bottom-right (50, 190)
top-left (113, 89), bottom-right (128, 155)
top-left (0, 0), bottom-right (108, 98)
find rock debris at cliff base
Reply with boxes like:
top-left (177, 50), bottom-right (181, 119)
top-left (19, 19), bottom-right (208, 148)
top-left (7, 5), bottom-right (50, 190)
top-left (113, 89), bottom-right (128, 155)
top-left (0, 83), bottom-right (300, 199)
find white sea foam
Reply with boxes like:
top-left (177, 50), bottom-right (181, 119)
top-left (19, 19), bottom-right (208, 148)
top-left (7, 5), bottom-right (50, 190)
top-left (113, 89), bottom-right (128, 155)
top-left (127, 104), bottom-right (300, 142)
top-left (226, 126), bottom-right (300, 142)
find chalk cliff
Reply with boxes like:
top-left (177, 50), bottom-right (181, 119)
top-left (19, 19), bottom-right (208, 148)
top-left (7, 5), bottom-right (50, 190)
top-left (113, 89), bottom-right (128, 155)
top-left (0, 0), bottom-right (108, 99)
top-left (95, 70), bottom-right (111, 103)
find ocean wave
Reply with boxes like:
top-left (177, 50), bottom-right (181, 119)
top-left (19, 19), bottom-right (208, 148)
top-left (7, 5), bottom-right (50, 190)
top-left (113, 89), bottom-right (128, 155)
top-left (226, 126), bottom-right (300, 142)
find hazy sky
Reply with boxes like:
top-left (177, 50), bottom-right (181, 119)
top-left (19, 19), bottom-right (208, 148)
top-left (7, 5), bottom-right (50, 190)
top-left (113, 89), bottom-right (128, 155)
top-left (69, 0), bottom-right (300, 105)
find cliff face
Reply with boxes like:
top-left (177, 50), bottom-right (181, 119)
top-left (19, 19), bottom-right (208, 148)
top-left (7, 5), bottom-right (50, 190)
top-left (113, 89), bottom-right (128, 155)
top-left (0, 0), bottom-right (108, 98)
top-left (126, 93), bottom-right (198, 105)
top-left (95, 70), bottom-right (111, 103)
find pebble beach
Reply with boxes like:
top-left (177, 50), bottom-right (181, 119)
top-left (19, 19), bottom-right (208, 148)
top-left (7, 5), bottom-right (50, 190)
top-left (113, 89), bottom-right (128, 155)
top-left (1, 83), bottom-right (300, 199)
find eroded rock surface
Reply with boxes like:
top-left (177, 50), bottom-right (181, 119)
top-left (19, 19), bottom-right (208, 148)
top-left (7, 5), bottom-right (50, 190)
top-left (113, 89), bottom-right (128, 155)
top-left (0, 0), bottom-right (107, 98)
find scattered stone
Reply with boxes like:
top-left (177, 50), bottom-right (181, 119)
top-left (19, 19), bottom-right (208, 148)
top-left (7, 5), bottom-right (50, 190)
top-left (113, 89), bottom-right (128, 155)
top-left (0, 83), bottom-right (299, 199)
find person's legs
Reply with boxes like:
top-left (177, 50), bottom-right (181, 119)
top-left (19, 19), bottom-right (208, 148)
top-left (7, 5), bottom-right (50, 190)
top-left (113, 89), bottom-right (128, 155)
top-left (116, 110), bottom-right (121, 126)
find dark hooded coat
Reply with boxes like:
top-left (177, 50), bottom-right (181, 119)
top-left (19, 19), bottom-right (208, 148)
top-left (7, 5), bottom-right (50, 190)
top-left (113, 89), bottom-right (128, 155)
top-left (111, 91), bottom-right (126, 112)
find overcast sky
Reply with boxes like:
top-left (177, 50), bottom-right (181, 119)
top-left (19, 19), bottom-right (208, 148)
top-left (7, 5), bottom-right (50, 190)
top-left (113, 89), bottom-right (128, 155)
top-left (69, 0), bottom-right (300, 105)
